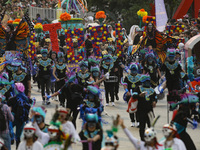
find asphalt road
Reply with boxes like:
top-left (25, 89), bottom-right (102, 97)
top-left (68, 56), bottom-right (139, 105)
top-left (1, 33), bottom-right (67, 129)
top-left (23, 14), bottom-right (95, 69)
top-left (11, 83), bottom-right (200, 150)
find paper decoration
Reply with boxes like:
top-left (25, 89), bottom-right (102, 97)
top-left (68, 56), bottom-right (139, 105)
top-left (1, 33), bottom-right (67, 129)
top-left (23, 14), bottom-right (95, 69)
top-left (115, 23), bottom-right (124, 57)
top-left (165, 25), bottom-right (185, 36)
top-left (65, 28), bottom-right (85, 63)
top-left (43, 23), bottom-right (62, 52)
top-left (28, 31), bottom-right (36, 60)
top-left (89, 24), bottom-right (109, 58)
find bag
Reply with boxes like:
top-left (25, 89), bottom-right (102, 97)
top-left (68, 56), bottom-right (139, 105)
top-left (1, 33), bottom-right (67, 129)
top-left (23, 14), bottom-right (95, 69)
top-left (0, 104), bottom-right (7, 131)
top-left (127, 97), bottom-right (138, 113)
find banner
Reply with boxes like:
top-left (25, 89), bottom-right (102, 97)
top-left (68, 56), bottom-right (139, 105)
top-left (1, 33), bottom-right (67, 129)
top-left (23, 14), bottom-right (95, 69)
top-left (155, 0), bottom-right (168, 32)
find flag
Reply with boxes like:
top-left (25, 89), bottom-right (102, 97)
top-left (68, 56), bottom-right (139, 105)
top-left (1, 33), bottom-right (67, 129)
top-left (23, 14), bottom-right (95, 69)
top-left (155, 0), bottom-right (168, 32)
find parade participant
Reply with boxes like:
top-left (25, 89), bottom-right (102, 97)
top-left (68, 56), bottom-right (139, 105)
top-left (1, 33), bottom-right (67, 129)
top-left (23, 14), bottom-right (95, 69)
top-left (80, 86), bottom-right (103, 125)
top-left (88, 66), bottom-right (106, 89)
top-left (7, 83), bottom-right (32, 149)
top-left (143, 53), bottom-right (162, 88)
top-left (12, 61), bottom-right (31, 97)
top-left (50, 52), bottom-right (57, 101)
top-left (117, 116), bottom-right (163, 150)
top-left (31, 107), bottom-right (49, 133)
top-left (172, 104), bottom-right (197, 150)
top-left (160, 123), bottom-right (186, 150)
top-left (17, 122), bottom-right (44, 150)
top-left (57, 107), bottom-right (80, 142)
top-left (0, 93), bottom-right (14, 150)
top-left (37, 48), bottom-right (52, 105)
top-left (0, 138), bottom-right (8, 150)
top-left (101, 54), bottom-right (116, 106)
top-left (53, 52), bottom-right (69, 107)
top-left (76, 60), bottom-right (91, 97)
top-left (79, 113), bottom-right (103, 150)
top-left (161, 49), bottom-right (195, 103)
top-left (0, 72), bottom-right (12, 100)
top-left (122, 63), bottom-right (141, 127)
top-left (132, 75), bottom-right (157, 141)
top-left (107, 46), bottom-right (125, 100)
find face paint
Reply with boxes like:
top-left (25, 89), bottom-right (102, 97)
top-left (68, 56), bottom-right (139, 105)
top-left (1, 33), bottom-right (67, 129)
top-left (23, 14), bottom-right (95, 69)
top-left (143, 80), bottom-right (151, 87)
top-left (58, 59), bottom-right (63, 63)
top-left (148, 23), bottom-right (153, 30)
top-left (162, 128), bottom-right (172, 138)
top-left (148, 58), bottom-right (153, 63)
top-left (42, 53), bottom-right (47, 58)
top-left (168, 55), bottom-right (175, 61)
top-left (131, 69), bottom-right (137, 75)
top-left (80, 66), bottom-right (87, 72)
top-left (108, 50), bottom-right (112, 55)
top-left (24, 129), bottom-right (35, 138)
top-left (35, 115), bottom-right (43, 125)
top-left (48, 131), bottom-right (57, 139)
top-left (105, 59), bottom-right (111, 63)
top-left (88, 93), bottom-right (95, 100)
top-left (93, 71), bottom-right (99, 77)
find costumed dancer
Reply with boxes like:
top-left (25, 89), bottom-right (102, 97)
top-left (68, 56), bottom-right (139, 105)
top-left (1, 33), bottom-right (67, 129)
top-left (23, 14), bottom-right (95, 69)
top-left (31, 107), bottom-right (49, 133)
top-left (0, 72), bottom-right (13, 100)
top-left (132, 75), bottom-right (157, 141)
top-left (7, 83), bottom-right (32, 149)
top-left (53, 52), bottom-right (69, 107)
top-left (76, 60), bottom-right (91, 98)
top-left (88, 66), bottom-right (106, 89)
top-left (160, 123), bottom-right (186, 150)
top-left (171, 99), bottom-right (198, 149)
top-left (143, 53), bottom-right (161, 88)
top-left (17, 122), bottom-right (44, 150)
top-left (57, 107), bottom-right (80, 142)
top-left (122, 63), bottom-right (141, 127)
top-left (79, 113), bottom-right (103, 150)
top-left (100, 55), bottom-right (116, 106)
top-left (37, 48), bottom-right (52, 105)
top-left (50, 52), bottom-right (57, 101)
top-left (117, 115), bottom-right (163, 150)
top-left (80, 86), bottom-right (103, 125)
top-left (11, 60), bottom-right (31, 97)
top-left (107, 46), bottom-right (126, 100)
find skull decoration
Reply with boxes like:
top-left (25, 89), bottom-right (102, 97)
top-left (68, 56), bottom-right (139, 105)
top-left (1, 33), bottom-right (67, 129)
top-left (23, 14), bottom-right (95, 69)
top-left (48, 125), bottom-right (59, 139)
top-left (24, 122), bottom-right (36, 138)
top-left (144, 128), bottom-right (156, 142)
top-left (162, 124), bottom-right (177, 138)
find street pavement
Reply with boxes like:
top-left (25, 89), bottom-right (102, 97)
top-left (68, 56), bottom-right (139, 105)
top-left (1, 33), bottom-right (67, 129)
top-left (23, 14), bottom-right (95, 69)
top-left (12, 83), bottom-right (200, 150)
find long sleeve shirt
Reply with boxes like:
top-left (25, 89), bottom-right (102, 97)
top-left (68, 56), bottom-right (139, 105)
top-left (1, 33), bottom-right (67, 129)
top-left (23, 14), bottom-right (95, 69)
top-left (0, 103), bottom-right (14, 134)
top-left (123, 128), bottom-right (164, 150)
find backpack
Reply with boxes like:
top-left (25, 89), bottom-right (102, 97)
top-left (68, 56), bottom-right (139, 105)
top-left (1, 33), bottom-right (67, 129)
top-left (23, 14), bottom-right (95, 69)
top-left (0, 104), bottom-right (7, 131)
top-left (15, 95), bottom-right (31, 122)
top-left (127, 97), bottom-right (138, 113)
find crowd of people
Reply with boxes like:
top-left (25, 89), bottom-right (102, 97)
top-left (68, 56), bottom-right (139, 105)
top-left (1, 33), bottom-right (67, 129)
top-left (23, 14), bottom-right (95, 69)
top-left (1, 1), bottom-right (200, 149)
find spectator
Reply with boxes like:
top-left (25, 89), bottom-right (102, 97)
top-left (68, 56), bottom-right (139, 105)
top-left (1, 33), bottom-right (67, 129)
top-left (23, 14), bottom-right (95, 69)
top-left (0, 94), bottom-right (14, 150)
top-left (36, 14), bottom-right (42, 23)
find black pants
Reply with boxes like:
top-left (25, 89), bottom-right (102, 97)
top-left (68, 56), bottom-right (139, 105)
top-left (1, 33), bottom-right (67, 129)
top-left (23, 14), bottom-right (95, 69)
top-left (70, 109), bottom-right (79, 129)
top-left (104, 82), bottom-right (115, 103)
top-left (40, 76), bottom-right (51, 101)
top-left (56, 80), bottom-right (66, 104)
top-left (138, 111), bottom-right (151, 141)
top-left (179, 130), bottom-right (196, 150)
top-left (114, 80), bottom-right (119, 95)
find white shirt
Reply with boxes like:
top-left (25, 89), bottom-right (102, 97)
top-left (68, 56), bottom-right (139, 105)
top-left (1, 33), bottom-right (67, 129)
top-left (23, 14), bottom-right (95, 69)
top-left (17, 141), bottom-right (44, 150)
top-left (61, 121), bottom-right (80, 142)
top-left (160, 138), bottom-right (186, 150)
top-left (123, 128), bottom-right (164, 150)
top-left (33, 122), bottom-right (50, 145)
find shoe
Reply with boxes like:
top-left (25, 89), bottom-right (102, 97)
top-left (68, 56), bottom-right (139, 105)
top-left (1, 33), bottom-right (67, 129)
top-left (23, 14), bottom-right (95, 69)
top-left (105, 103), bottom-right (109, 106)
top-left (42, 100), bottom-right (46, 105)
top-left (46, 101), bottom-right (51, 105)
top-left (131, 122), bottom-right (135, 127)
top-left (11, 139), bottom-right (14, 145)
top-left (136, 122), bottom-right (140, 128)
top-left (116, 94), bottom-right (119, 100)
top-left (112, 102), bottom-right (115, 106)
